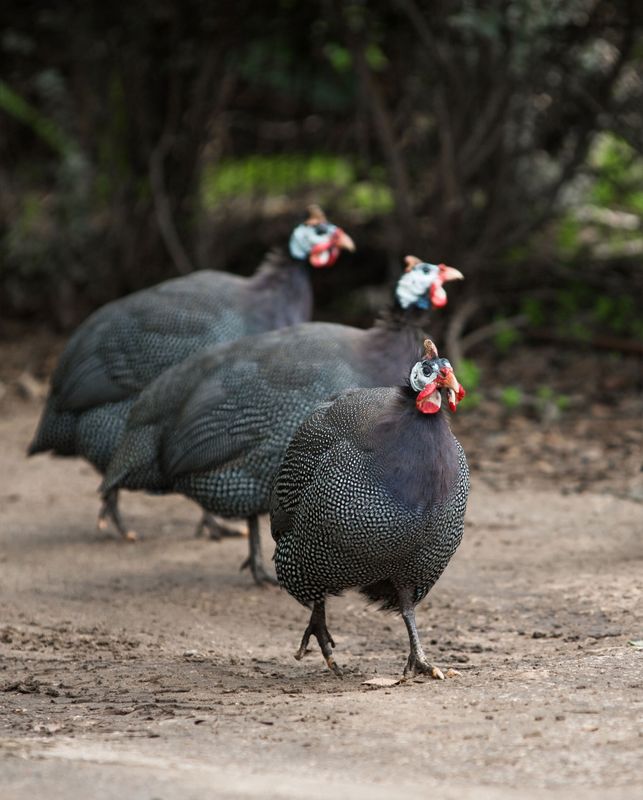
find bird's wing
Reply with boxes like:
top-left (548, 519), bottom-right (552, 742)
top-left (270, 388), bottom-right (396, 543)
top-left (52, 311), bottom-right (135, 409)
top-left (106, 321), bottom-right (370, 492)
top-left (269, 399), bottom-right (337, 541)
top-left (161, 362), bottom-right (269, 478)
top-left (160, 325), bottom-right (367, 481)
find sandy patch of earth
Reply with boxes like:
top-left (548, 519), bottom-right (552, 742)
top-left (0, 399), bottom-right (641, 799)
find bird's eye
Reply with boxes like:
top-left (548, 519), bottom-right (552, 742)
top-left (315, 224), bottom-right (328, 235)
top-left (422, 265), bottom-right (429, 273)
top-left (422, 365), bottom-right (432, 376)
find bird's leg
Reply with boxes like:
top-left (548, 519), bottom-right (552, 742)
top-left (97, 489), bottom-right (137, 542)
top-left (295, 600), bottom-right (343, 677)
top-left (194, 510), bottom-right (246, 540)
top-left (239, 515), bottom-right (278, 586)
top-left (398, 587), bottom-right (444, 680)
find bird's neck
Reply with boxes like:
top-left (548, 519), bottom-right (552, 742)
top-left (371, 389), bottom-right (460, 510)
top-left (361, 309), bottom-right (430, 386)
top-left (251, 248), bottom-right (308, 285)
top-left (375, 303), bottom-right (432, 332)
top-left (251, 249), bottom-right (313, 325)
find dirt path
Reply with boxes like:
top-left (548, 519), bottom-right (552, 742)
top-left (1, 402), bottom-right (642, 799)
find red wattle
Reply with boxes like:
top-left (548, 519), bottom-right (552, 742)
top-left (416, 383), bottom-right (440, 414)
top-left (448, 384), bottom-right (466, 412)
top-left (309, 228), bottom-right (344, 268)
top-left (430, 281), bottom-right (448, 307)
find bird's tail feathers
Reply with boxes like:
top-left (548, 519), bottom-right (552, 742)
top-left (359, 580), bottom-right (402, 613)
top-left (27, 406), bottom-right (77, 457)
top-left (101, 425), bottom-right (165, 495)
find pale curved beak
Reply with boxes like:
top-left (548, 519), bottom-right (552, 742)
top-left (337, 230), bottom-right (356, 252)
top-left (440, 368), bottom-right (466, 412)
top-left (439, 265), bottom-right (464, 282)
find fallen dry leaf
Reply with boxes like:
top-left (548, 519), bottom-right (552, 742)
top-left (362, 677), bottom-right (400, 688)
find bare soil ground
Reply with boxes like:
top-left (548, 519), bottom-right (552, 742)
top-left (0, 334), bottom-right (642, 799)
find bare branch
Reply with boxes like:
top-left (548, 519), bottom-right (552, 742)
top-left (149, 136), bottom-right (194, 276)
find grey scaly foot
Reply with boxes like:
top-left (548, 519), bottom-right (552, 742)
top-left (398, 587), bottom-right (443, 680)
top-left (195, 511), bottom-right (246, 540)
top-left (97, 490), bottom-right (137, 542)
top-left (403, 653), bottom-right (444, 680)
top-left (295, 602), bottom-right (343, 677)
top-left (239, 556), bottom-right (279, 586)
top-left (240, 515), bottom-right (278, 586)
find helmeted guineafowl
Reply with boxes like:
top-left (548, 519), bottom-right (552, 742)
top-left (28, 206), bottom-right (354, 540)
top-left (270, 339), bottom-right (469, 678)
top-left (101, 261), bottom-right (464, 584)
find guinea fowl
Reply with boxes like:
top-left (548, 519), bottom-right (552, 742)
top-left (101, 260), bottom-right (464, 584)
top-left (28, 206), bottom-right (354, 540)
top-left (270, 339), bottom-right (468, 678)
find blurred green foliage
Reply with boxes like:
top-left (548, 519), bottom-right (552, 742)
top-left (535, 386), bottom-right (571, 417)
top-left (456, 358), bottom-right (482, 410)
top-left (590, 135), bottom-right (643, 213)
top-left (1, 0), bottom-right (642, 330)
top-left (493, 319), bottom-right (522, 353)
top-left (500, 386), bottom-right (523, 409)
top-left (203, 156), bottom-right (354, 204)
top-left (0, 79), bottom-right (73, 156)
top-left (202, 156), bottom-right (394, 215)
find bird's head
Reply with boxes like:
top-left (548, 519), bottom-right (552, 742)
top-left (289, 205), bottom-right (355, 268)
top-left (395, 255), bottom-right (464, 310)
top-left (409, 339), bottom-right (466, 414)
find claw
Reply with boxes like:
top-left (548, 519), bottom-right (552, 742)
top-left (295, 626), bottom-right (312, 660)
top-left (97, 490), bottom-right (138, 541)
top-left (239, 556), bottom-right (278, 586)
top-left (240, 558), bottom-right (277, 584)
top-left (197, 512), bottom-right (246, 540)
top-left (325, 655), bottom-right (343, 678)
top-left (404, 655), bottom-right (445, 680)
top-left (295, 602), bottom-right (342, 675)
top-left (253, 569), bottom-right (279, 587)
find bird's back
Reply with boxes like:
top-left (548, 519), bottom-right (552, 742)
top-left (102, 322), bottom-right (397, 514)
top-left (53, 270), bottom-right (259, 409)
top-left (29, 260), bottom-right (309, 463)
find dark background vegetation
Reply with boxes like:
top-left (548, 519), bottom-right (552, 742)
top-left (1, 1), bottom-right (642, 407)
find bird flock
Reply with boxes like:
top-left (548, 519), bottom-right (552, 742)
top-left (29, 205), bottom-right (469, 679)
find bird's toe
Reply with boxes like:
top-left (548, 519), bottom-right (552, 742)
top-left (404, 655), bottom-right (444, 680)
top-left (325, 655), bottom-right (344, 678)
top-left (251, 566), bottom-right (280, 587)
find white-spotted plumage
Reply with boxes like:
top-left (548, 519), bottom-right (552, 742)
top-left (270, 369), bottom-right (469, 676)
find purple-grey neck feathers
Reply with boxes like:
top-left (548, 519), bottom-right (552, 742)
top-left (369, 387), bottom-right (459, 511)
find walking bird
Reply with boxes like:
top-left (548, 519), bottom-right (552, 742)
top-left (270, 339), bottom-right (469, 677)
top-left (28, 207), bottom-right (354, 540)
